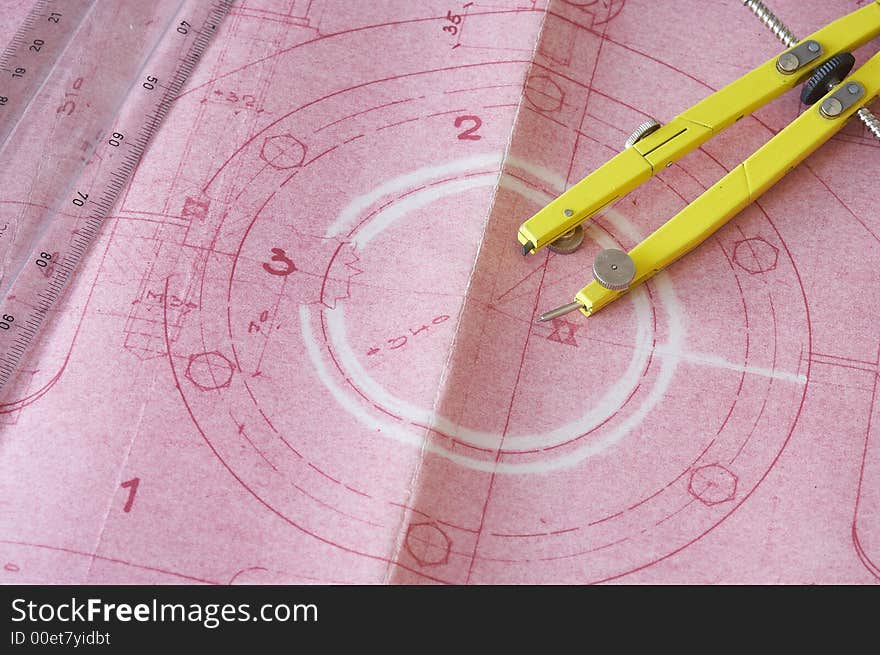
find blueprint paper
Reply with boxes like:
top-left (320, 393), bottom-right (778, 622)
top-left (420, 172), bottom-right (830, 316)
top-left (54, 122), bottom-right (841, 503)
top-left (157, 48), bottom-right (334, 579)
top-left (0, 0), bottom-right (878, 584)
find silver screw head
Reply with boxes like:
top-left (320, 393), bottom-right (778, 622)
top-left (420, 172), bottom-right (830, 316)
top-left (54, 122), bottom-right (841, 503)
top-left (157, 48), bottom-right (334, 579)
top-left (592, 249), bottom-right (636, 291)
top-left (776, 52), bottom-right (800, 74)
top-left (847, 83), bottom-right (860, 95)
top-left (820, 97), bottom-right (844, 118)
top-left (807, 41), bottom-right (820, 53)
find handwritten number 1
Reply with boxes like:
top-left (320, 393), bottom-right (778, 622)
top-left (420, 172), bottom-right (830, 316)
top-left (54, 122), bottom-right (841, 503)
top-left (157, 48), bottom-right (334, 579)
top-left (120, 477), bottom-right (140, 513)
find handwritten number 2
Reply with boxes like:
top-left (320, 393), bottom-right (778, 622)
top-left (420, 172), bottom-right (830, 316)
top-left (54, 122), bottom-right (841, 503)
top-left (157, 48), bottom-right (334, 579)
top-left (455, 115), bottom-right (482, 140)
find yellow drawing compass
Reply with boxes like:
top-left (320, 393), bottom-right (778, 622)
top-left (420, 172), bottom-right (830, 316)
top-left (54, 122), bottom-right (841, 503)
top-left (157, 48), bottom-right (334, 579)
top-left (520, 0), bottom-right (880, 322)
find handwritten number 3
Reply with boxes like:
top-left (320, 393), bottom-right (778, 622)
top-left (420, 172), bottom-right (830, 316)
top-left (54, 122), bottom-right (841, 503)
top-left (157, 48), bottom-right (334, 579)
top-left (262, 247), bottom-right (297, 276)
top-left (455, 115), bottom-right (482, 140)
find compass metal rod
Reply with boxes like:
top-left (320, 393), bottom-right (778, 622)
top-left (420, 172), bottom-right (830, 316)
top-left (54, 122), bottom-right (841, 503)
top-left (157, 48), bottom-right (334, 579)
top-left (742, 0), bottom-right (880, 140)
top-left (539, 302), bottom-right (582, 323)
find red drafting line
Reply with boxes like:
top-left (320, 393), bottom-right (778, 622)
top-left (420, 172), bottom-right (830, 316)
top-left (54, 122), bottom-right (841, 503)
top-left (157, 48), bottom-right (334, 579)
top-left (228, 410), bottom-right (279, 472)
top-left (178, 10), bottom-right (540, 103)
top-left (464, 249), bottom-right (552, 583)
top-left (225, 190), bottom-right (278, 371)
top-left (201, 59), bottom-right (531, 193)
top-left (445, 82), bottom-right (517, 95)
top-left (623, 435), bottom-right (717, 516)
top-left (387, 501), bottom-right (480, 535)
top-left (289, 482), bottom-right (385, 530)
top-left (851, 342), bottom-right (880, 580)
top-left (455, 44), bottom-right (535, 53)
top-left (243, 362), bottom-right (377, 503)
top-left (588, 509), bottom-right (626, 527)
top-left (591, 194), bottom-right (814, 584)
top-left (0, 539), bottom-right (218, 585)
top-left (655, 499), bottom-right (696, 527)
top-left (244, 316), bottom-right (388, 498)
top-left (811, 352), bottom-right (878, 367)
top-left (730, 290), bottom-right (779, 464)
top-left (243, 378), bottom-right (304, 459)
top-left (1, 200), bottom-right (130, 412)
top-left (809, 358), bottom-right (877, 374)
top-left (535, 536), bottom-right (630, 563)
top-left (375, 116), bottom-right (420, 132)
top-left (314, 96), bottom-right (420, 133)
top-left (162, 278), bottom-right (454, 585)
top-left (713, 240), bottom-right (750, 437)
top-left (804, 162), bottom-right (880, 246)
top-left (307, 462), bottom-right (341, 485)
top-left (490, 526), bottom-right (579, 538)
top-left (319, 241), bottom-right (347, 308)
top-left (425, 107), bottom-right (467, 118)
top-left (565, 19), bottom-right (608, 186)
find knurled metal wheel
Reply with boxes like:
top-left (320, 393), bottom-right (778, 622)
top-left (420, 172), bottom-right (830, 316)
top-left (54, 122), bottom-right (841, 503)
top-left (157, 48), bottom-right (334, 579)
top-left (592, 248), bottom-right (636, 291)
top-left (624, 119), bottom-right (662, 149)
top-left (800, 53), bottom-right (856, 105)
top-left (548, 225), bottom-right (585, 254)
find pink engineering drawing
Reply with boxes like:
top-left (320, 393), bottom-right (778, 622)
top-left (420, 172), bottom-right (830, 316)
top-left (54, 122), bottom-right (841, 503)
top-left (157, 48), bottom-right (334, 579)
top-left (0, 0), bottom-right (878, 584)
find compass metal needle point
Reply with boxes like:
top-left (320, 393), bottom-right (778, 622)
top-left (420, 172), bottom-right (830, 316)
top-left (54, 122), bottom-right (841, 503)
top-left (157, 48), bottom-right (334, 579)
top-left (539, 302), bottom-right (582, 323)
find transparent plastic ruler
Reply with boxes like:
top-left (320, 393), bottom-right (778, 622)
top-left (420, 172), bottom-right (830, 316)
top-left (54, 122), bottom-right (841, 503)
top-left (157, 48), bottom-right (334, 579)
top-left (0, 0), bottom-right (233, 392)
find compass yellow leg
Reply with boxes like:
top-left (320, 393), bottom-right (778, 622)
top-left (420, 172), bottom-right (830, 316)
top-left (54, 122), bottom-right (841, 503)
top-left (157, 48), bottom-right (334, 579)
top-left (574, 52), bottom-right (880, 316)
top-left (517, 0), bottom-right (880, 255)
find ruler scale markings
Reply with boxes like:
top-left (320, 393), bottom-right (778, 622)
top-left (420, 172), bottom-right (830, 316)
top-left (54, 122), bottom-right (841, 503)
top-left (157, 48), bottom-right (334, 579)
top-left (0, 1), bottom-right (97, 150)
top-left (0, 1), bottom-right (185, 307)
top-left (0, 1), bottom-right (234, 392)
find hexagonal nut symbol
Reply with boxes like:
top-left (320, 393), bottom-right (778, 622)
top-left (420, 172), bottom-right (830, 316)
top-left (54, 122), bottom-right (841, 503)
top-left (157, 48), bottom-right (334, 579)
top-left (733, 237), bottom-right (779, 274)
top-left (524, 74), bottom-right (564, 113)
top-left (404, 522), bottom-right (452, 567)
top-left (260, 134), bottom-right (307, 170)
top-left (688, 464), bottom-right (738, 506)
top-left (185, 351), bottom-right (235, 391)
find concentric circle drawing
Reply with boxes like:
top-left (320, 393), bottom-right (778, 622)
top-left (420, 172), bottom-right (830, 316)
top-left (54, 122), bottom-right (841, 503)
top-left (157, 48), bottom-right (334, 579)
top-left (165, 13), bottom-right (811, 583)
top-left (3, 0), bottom-right (878, 586)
